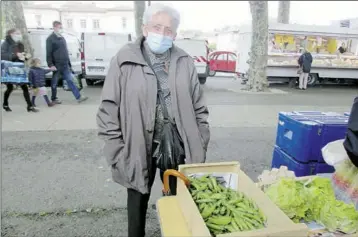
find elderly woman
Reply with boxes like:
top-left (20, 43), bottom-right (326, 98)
top-left (96, 3), bottom-right (210, 237)
top-left (1, 28), bottom-right (38, 112)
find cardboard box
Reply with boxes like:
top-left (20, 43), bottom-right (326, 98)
top-left (176, 162), bottom-right (309, 237)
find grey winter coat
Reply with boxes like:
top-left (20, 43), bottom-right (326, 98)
top-left (96, 37), bottom-right (210, 194)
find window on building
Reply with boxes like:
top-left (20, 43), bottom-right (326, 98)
top-left (80, 19), bottom-right (87, 29)
top-left (35, 15), bottom-right (42, 27)
top-left (122, 17), bottom-right (127, 29)
top-left (66, 19), bottom-right (73, 29)
top-left (93, 19), bottom-right (100, 29)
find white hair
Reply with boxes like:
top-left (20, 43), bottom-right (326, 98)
top-left (143, 3), bottom-right (181, 32)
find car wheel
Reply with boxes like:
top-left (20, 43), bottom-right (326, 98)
top-left (86, 79), bottom-right (94, 86)
top-left (208, 70), bottom-right (216, 77)
top-left (199, 77), bottom-right (207, 84)
top-left (307, 73), bottom-right (318, 87)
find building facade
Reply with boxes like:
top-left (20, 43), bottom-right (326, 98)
top-left (23, 2), bottom-right (135, 36)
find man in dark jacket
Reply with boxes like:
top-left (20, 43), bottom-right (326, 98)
top-left (297, 49), bottom-right (313, 90)
top-left (46, 21), bottom-right (87, 104)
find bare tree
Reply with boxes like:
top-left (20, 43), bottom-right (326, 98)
top-left (1, 7), bottom-right (5, 40)
top-left (2, 1), bottom-right (33, 55)
top-left (246, 1), bottom-right (269, 92)
top-left (277, 1), bottom-right (290, 24)
top-left (134, 1), bottom-right (146, 38)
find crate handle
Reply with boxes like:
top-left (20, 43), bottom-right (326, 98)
top-left (284, 129), bottom-right (293, 140)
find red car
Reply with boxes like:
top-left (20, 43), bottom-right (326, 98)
top-left (208, 51), bottom-right (237, 76)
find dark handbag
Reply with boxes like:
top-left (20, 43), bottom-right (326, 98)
top-left (141, 47), bottom-right (185, 170)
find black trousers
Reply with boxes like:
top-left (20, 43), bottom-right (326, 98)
top-left (127, 161), bottom-right (178, 237)
top-left (3, 84), bottom-right (32, 107)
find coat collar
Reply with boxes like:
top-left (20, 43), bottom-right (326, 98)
top-left (116, 36), bottom-right (188, 67)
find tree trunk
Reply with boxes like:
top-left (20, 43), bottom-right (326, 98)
top-left (134, 1), bottom-right (146, 38)
top-left (2, 1), bottom-right (33, 55)
top-left (1, 7), bottom-right (5, 40)
top-left (246, 1), bottom-right (269, 92)
top-left (277, 1), bottom-right (290, 24)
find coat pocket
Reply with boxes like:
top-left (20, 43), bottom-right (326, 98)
top-left (111, 148), bottom-right (131, 185)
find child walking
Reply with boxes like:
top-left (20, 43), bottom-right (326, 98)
top-left (29, 58), bottom-right (55, 107)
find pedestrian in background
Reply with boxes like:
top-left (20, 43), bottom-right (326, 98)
top-left (96, 3), bottom-right (210, 237)
top-left (28, 58), bottom-right (55, 108)
top-left (297, 48), bottom-right (313, 90)
top-left (46, 21), bottom-right (88, 104)
top-left (1, 28), bottom-right (38, 112)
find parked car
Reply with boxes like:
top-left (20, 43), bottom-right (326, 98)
top-left (175, 38), bottom-right (210, 84)
top-left (81, 32), bottom-right (131, 85)
top-left (208, 51), bottom-right (237, 77)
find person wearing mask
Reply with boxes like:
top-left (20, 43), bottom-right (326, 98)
top-left (96, 3), bottom-right (210, 237)
top-left (1, 28), bottom-right (38, 112)
top-left (46, 21), bottom-right (88, 104)
top-left (297, 48), bottom-right (313, 90)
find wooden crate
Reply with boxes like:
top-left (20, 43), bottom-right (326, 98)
top-left (176, 162), bottom-right (309, 237)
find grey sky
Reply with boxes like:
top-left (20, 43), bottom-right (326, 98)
top-left (35, 1), bottom-right (358, 31)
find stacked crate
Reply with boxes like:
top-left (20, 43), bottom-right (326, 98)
top-left (272, 111), bottom-right (349, 177)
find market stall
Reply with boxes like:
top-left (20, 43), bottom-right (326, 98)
top-left (156, 106), bottom-right (358, 237)
top-left (156, 161), bottom-right (357, 237)
top-left (236, 23), bottom-right (358, 85)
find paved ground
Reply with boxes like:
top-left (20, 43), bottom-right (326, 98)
top-left (2, 77), bottom-right (357, 236)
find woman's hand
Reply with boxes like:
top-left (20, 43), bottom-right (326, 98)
top-left (16, 52), bottom-right (26, 61)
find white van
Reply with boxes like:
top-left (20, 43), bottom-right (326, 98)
top-left (81, 32), bottom-right (131, 85)
top-left (174, 38), bottom-right (209, 84)
top-left (27, 28), bottom-right (82, 79)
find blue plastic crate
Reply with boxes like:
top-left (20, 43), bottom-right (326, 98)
top-left (312, 118), bottom-right (348, 161)
top-left (276, 112), bottom-right (321, 163)
top-left (271, 146), bottom-right (316, 177)
top-left (315, 162), bottom-right (335, 174)
top-left (276, 112), bottom-right (348, 163)
top-left (1, 60), bottom-right (29, 84)
top-left (292, 111), bottom-right (343, 116)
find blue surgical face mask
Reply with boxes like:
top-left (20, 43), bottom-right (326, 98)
top-left (146, 32), bottom-right (173, 54)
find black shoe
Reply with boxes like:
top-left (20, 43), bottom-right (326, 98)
top-left (3, 105), bottom-right (12, 112)
top-left (27, 106), bottom-right (39, 112)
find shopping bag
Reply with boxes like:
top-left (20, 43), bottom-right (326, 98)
top-left (322, 139), bottom-right (349, 166)
top-left (1, 60), bottom-right (29, 84)
top-left (297, 67), bottom-right (303, 75)
top-left (332, 159), bottom-right (358, 209)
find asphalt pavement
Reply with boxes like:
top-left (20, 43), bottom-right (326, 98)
top-left (2, 76), bottom-right (357, 236)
